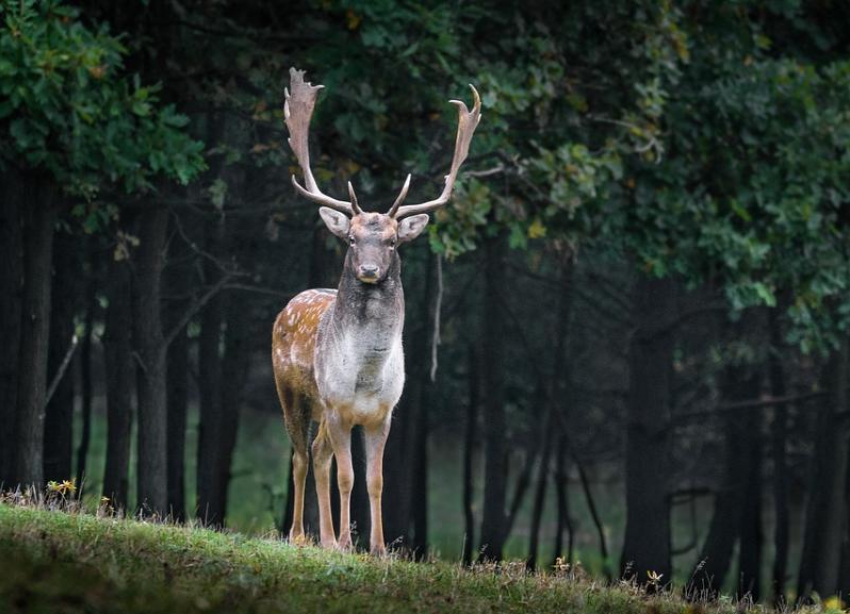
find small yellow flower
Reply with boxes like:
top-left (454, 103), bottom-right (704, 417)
top-left (824, 596), bottom-right (845, 613)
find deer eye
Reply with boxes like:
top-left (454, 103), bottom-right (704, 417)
top-left (390, 238), bottom-right (397, 250)
top-left (349, 236), bottom-right (356, 246)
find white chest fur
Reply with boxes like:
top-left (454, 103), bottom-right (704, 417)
top-left (314, 316), bottom-right (405, 425)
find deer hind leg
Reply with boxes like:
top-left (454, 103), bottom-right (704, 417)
top-left (311, 419), bottom-right (337, 548)
top-left (363, 417), bottom-right (391, 555)
top-left (280, 386), bottom-right (310, 544)
top-left (325, 412), bottom-right (354, 550)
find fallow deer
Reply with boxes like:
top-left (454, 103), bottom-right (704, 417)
top-left (272, 68), bottom-right (481, 554)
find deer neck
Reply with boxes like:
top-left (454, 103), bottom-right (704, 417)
top-left (332, 252), bottom-right (405, 346)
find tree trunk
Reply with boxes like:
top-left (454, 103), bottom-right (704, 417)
top-left (382, 252), bottom-right (434, 550)
top-left (214, 294), bottom-right (252, 524)
top-left (165, 296), bottom-right (190, 520)
top-left (43, 232), bottom-right (77, 483)
top-left (620, 274), bottom-right (675, 585)
top-left (478, 232), bottom-right (508, 562)
top-left (553, 434), bottom-right (574, 565)
top-left (797, 337), bottom-right (849, 600)
top-left (132, 205), bottom-right (169, 515)
top-left (768, 309), bottom-right (790, 604)
top-left (15, 184), bottom-right (56, 490)
top-left (103, 255), bottom-right (134, 510)
top-left (410, 379), bottom-right (430, 559)
top-left (529, 259), bottom-right (574, 569)
top-left (0, 171), bottom-right (23, 487)
top-left (196, 219), bottom-right (225, 524)
top-left (527, 416), bottom-right (554, 569)
top-left (688, 360), bottom-right (760, 598)
top-left (737, 404), bottom-right (763, 602)
top-left (463, 344), bottom-right (479, 566)
top-left (75, 281), bottom-right (96, 491)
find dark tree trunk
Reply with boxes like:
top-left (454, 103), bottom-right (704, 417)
top-left (478, 232), bottom-right (508, 562)
top-left (349, 427), bottom-right (371, 548)
top-left (462, 344), bottom-right (480, 566)
top-left (214, 294), bottom-right (253, 524)
top-left (196, 219), bottom-right (225, 524)
top-left (132, 206), bottom-right (169, 515)
top-left (165, 242), bottom-right (192, 521)
top-left (75, 281), bottom-right (96, 491)
top-left (410, 380), bottom-right (430, 559)
top-left (529, 259), bottom-right (573, 569)
top-left (768, 309), bottom-right (790, 604)
top-left (43, 233), bottom-right (77, 483)
top-left (102, 255), bottom-right (134, 510)
top-left (797, 338), bottom-right (849, 600)
top-left (15, 184), bottom-right (56, 490)
top-left (620, 274), bottom-right (675, 585)
top-left (737, 399), bottom-right (764, 601)
top-left (553, 434), bottom-right (574, 565)
top-left (166, 326), bottom-right (188, 519)
top-left (382, 252), bottom-right (434, 551)
top-left (0, 171), bottom-right (23, 487)
top-left (527, 416), bottom-right (554, 569)
top-left (688, 361), bottom-right (761, 598)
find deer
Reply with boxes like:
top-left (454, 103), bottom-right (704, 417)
top-left (272, 68), bottom-right (481, 555)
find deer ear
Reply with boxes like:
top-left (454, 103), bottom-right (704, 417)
top-left (397, 214), bottom-right (429, 244)
top-left (319, 207), bottom-right (351, 239)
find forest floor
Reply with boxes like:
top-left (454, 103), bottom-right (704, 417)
top-left (0, 502), bottom-right (821, 614)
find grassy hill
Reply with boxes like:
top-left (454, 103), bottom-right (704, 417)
top-left (0, 502), bottom-right (813, 614)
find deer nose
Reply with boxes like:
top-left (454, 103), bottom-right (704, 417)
top-left (358, 264), bottom-right (379, 280)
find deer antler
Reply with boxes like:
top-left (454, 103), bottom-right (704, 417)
top-left (389, 85), bottom-right (482, 219)
top-left (285, 68), bottom-right (360, 215)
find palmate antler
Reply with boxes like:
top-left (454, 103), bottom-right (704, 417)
top-left (389, 85), bottom-right (482, 219)
top-left (285, 68), bottom-right (481, 218)
top-left (284, 68), bottom-right (361, 215)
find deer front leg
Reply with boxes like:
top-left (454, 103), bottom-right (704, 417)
top-left (326, 412), bottom-right (354, 550)
top-left (363, 417), bottom-right (391, 555)
top-left (311, 422), bottom-right (337, 548)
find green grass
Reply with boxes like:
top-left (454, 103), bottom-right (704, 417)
top-left (0, 502), bottom-right (783, 614)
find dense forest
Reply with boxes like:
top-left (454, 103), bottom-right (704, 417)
top-left (2, 0), bottom-right (850, 606)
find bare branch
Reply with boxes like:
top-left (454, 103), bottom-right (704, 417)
top-left (45, 334), bottom-right (79, 407)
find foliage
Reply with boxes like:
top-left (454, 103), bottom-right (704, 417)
top-left (0, 0), bottom-right (205, 203)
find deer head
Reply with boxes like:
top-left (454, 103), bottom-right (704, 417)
top-left (284, 68), bottom-right (481, 284)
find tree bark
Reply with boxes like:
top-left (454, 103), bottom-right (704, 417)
top-left (529, 259), bottom-right (573, 569)
top-left (688, 358), bottom-right (760, 598)
top-left (132, 205), bottom-right (170, 515)
top-left (553, 434), bottom-right (574, 565)
top-left (165, 247), bottom-right (191, 521)
top-left (0, 171), bottom-right (23, 487)
top-left (43, 232), bottom-right (77, 483)
top-left (381, 253), bottom-right (435, 551)
top-left (102, 255), bottom-right (134, 510)
top-left (797, 337), bottom-right (849, 600)
top-left (463, 344), bottom-right (480, 566)
top-left (738, 404), bottom-right (763, 602)
top-left (15, 183), bottom-right (56, 490)
top-left (214, 292), bottom-right (252, 524)
top-left (478, 231), bottom-right (508, 562)
top-left (74, 280), bottom-right (96, 491)
top-left (196, 218), bottom-right (226, 524)
top-left (527, 415), bottom-right (554, 569)
top-left (410, 379), bottom-right (430, 559)
top-left (768, 309), bottom-right (790, 604)
top-left (620, 274), bottom-right (675, 585)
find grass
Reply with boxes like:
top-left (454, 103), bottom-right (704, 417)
top-left (0, 501), bottom-right (814, 614)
